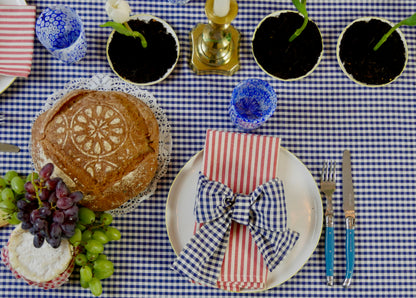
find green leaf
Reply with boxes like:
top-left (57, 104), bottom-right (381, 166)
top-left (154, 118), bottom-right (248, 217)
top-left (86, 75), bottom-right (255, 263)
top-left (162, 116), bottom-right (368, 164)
top-left (373, 12), bottom-right (416, 51)
top-left (99, 21), bottom-right (147, 48)
top-left (290, 0), bottom-right (309, 42)
top-left (401, 12), bottom-right (416, 26)
top-left (99, 22), bottom-right (133, 37)
top-left (292, 0), bottom-right (307, 17)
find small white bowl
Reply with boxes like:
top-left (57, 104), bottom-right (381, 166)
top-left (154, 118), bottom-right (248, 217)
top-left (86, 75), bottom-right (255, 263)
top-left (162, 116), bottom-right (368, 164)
top-left (336, 17), bottom-right (408, 87)
top-left (252, 10), bottom-right (323, 81)
top-left (106, 14), bottom-right (180, 86)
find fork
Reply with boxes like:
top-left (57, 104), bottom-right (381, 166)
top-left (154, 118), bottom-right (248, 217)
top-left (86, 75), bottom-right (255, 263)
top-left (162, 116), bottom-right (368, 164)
top-left (0, 114), bottom-right (4, 123)
top-left (321, 160), bottom-right (336, 286)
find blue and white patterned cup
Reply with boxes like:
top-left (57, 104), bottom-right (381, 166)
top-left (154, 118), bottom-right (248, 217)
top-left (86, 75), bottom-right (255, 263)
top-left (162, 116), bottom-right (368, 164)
top-left (229, 79), bottom-right (277, 130)
top-left (35, 5), bottom-right (87, 64)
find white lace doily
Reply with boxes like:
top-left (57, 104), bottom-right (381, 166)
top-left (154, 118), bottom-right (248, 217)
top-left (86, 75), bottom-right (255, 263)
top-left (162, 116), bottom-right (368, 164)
top-left (30, 74), bottom-right (172, 215)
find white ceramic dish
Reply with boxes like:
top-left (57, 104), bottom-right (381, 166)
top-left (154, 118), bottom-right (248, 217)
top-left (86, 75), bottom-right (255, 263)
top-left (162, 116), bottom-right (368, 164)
top-left (336, 17), bottom-right (408, 87)
top-left (0, 0), bottom-right (26, 94)
top-left (166, 148), bottom-right (323, 292)
top-left (105, 14), bottom-right (180, 86)
top-left (252, 10), bottom-right (323, 82)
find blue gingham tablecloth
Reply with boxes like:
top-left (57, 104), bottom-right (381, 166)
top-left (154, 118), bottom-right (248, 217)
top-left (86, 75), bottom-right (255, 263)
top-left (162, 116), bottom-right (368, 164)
top-left (1, 0), bottom-right (416, 297)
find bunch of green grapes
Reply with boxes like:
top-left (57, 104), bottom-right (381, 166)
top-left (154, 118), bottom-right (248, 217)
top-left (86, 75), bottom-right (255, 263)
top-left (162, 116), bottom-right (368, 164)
top-left (0, 170), bottom-right (37, 225)
top-left (70, 207), bottom-right (121, 297)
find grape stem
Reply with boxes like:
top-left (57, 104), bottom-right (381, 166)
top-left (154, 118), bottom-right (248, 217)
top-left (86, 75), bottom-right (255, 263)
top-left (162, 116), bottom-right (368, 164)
top-left (31, 175), bottom-right (42, 207)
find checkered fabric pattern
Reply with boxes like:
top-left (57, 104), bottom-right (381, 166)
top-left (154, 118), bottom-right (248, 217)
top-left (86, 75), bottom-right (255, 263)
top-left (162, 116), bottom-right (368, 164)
top-left (172, 173), bottom-right (299, 287)
top-left (1, 0), bottom-right (416, 297)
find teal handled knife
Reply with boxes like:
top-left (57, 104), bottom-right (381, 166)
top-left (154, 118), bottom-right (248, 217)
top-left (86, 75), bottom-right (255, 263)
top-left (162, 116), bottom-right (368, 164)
top-left (342, 150), bottom-right (355, 288)
top-left (0, 142), bottom-right (20, 153)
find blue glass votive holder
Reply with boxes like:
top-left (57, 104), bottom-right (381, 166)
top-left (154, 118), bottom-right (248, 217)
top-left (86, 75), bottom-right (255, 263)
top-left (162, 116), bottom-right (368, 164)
top-left (229, 79), bottom-right (277, 130)
top-left (35, 5), bottom-right (87, 64)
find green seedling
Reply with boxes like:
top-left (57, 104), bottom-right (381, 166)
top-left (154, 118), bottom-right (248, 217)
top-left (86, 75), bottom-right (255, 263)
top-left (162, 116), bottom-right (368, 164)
top-left (373, 12), bottom-right (416, 51)
top-left (100, 21), bottom-right (147, 48)
top-left (289, 0), bottom-right (308, 42)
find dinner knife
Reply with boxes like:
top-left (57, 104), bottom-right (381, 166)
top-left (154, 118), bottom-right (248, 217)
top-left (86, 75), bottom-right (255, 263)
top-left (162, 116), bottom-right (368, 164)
top-left (0, 142), bottom-right (20, 153)
top-left (342, 150), bottom-right (355, 288)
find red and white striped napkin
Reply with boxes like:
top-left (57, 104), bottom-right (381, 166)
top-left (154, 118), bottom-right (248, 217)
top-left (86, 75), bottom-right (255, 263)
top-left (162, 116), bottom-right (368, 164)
top-left (196, 129), bottom-right (282, 291)
top-left (0, 5), bottom-right (36, 77)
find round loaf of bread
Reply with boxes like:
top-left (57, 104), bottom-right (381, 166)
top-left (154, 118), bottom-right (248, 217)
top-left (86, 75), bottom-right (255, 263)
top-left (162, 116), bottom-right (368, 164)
top-left (31, 90), bottom-right (159, 211)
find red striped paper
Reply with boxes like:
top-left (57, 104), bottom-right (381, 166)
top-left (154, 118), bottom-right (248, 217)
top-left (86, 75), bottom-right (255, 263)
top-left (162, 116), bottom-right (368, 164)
top-left (0, 5), bottom-right (36, 77)
top-left (198, 129), bottom-right (281, 291)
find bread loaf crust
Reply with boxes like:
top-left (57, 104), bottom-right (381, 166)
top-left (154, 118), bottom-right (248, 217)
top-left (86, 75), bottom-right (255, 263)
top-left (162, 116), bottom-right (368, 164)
top-left (31, 90), bottom-right (159, 211)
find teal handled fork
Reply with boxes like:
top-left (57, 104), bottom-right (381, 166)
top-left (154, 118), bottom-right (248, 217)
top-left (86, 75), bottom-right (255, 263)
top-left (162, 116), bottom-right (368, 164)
top-left (321, 160), bottom-right (336, 286)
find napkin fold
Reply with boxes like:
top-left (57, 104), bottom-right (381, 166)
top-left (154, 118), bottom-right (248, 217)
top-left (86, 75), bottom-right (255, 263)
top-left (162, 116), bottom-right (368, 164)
top-left (0, 5), bottom-right (36, 77)
top-left (172, 130), bottom-right (299, 292)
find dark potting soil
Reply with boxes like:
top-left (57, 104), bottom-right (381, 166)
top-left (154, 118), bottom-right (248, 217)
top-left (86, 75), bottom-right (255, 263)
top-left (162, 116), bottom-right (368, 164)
top-left (108, 19), bottom-right (178, 84)
top-left (339, 19), bottom-right (406, 85)
top-left (252, 12), bottom-right (323, 80)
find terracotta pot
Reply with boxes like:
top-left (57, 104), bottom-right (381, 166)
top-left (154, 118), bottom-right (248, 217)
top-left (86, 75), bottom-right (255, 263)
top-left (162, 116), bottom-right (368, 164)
top-left (337, 17), bottom-right (408, 87)
top-left (252, 10), bottom-right (323, 81)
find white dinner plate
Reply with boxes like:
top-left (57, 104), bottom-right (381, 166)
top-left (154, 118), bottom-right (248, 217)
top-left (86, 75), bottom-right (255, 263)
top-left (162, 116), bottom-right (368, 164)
top-left (0, 0), bottom-right (27, 94)
top-left (166, 148), bottom-right (323, 292)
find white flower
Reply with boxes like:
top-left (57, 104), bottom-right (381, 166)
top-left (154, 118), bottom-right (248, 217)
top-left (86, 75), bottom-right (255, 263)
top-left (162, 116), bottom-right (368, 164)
top-left (105, 0), bottom-right (131, 24)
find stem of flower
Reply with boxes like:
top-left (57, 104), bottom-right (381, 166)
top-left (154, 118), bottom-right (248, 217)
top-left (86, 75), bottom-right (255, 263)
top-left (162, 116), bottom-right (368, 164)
top-left (123, 22), bottom-right (148, 48)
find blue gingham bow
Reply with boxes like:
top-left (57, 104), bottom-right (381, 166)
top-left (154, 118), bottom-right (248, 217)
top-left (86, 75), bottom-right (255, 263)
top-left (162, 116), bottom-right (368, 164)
top-left (171, 173), bottom-right (300, 287)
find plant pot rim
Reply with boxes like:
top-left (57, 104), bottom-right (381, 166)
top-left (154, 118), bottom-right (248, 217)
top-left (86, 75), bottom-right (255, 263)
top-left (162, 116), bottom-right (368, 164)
top-left (336, 16), bottom-right (408, 87)
top-left (252, 10), bottom-right (324, 82)
top-left (106, 14), bottom-right (180, 86)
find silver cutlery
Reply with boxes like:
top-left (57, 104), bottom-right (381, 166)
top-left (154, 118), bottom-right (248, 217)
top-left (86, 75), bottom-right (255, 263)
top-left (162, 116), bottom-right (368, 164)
top-left (342, 150), bottom-right (355, 288)
top-left (321, 160), bottom-right (336, 286)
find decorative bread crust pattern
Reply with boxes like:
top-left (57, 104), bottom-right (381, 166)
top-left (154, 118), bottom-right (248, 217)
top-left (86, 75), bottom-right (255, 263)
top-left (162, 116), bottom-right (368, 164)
top-left (31, 90), bottom-right (159, 211)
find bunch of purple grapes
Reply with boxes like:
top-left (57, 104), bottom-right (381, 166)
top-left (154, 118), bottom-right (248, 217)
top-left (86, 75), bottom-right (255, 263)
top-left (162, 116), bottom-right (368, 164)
top-left (17, 163), bottom-right (83, 248)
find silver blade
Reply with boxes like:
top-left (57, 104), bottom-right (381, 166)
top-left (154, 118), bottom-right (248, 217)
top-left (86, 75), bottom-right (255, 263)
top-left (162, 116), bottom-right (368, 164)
top-left (0, 142), bottom-right (20, 153)
top-left (342, 150), bottom-right (354, 213)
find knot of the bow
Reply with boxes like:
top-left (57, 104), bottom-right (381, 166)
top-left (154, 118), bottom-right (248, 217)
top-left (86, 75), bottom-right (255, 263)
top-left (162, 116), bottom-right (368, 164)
top-left (172, 172), bottom-right (299, 287)
top-left (194, 173), bottom-right (288, 230)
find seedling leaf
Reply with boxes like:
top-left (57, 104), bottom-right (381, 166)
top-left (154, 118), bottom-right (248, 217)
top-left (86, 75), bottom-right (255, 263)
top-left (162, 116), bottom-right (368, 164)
top-left (373, 12), bottom-right (416, 51)
top-left (289, 0), bottom-right (309, 42)
top-left (100, 21), bottom-right (147, 48)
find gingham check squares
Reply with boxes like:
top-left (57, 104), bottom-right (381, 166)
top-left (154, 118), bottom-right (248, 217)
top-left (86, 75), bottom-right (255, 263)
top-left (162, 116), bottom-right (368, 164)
top-left (171, 173), bottom-right (300, 287)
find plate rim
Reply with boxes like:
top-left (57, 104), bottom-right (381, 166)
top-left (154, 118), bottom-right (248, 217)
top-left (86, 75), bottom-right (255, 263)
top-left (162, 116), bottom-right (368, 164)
top-left (165, 146), bottom-right (323, 293)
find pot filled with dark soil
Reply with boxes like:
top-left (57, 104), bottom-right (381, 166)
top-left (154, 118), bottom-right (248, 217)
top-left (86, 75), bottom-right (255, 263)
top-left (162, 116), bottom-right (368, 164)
top-left (252, 11), bottom-right (323, 81)
top-left (106, 14), bottom-right (180, 86)
top-left (337, 17), bottom-right (408, 87)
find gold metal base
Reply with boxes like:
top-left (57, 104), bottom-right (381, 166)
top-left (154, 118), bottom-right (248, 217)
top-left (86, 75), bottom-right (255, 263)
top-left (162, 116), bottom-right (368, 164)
top-left (190, 23), bottom-right (240, 76)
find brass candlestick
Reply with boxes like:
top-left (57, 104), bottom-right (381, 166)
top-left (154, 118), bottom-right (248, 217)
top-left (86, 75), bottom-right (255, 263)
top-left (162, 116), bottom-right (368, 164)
top-left (190, 0), bottom-right (240, 75)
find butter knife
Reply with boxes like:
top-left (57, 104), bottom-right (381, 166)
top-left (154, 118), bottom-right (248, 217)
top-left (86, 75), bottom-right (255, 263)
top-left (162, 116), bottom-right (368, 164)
top-left (0, 142), bottom-right (20, 153)
top-left (342, 150), bottom-right (355, 288)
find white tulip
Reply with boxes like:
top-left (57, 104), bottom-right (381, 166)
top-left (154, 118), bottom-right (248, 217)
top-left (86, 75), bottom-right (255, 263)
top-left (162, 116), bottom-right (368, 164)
top-left (105, 0), bottom-right (131, 24)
